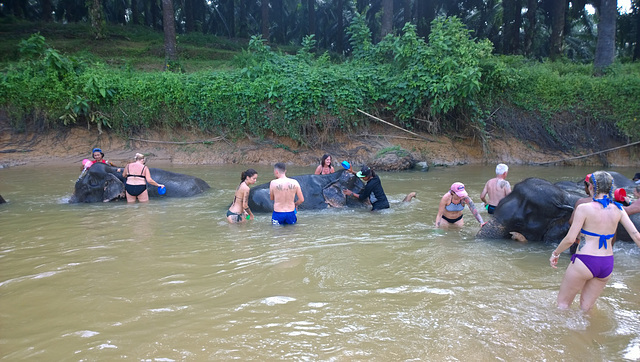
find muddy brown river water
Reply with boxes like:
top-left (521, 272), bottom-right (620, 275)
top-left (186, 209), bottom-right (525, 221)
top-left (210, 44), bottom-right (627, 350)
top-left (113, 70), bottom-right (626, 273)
top-left (1, 164), bottom-right (639, 360)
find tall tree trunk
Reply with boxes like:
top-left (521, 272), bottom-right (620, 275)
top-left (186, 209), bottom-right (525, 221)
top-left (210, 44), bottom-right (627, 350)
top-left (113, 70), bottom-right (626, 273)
top-left (514, 0), bottom-right (523, 53)
top-left (549, 0), bottom-right (566, 60)
top-left (87, 0), bottom-right (106, 39)
top-left (227, 0), bottom-right (235, 37)
top-left (503, 0), bottom-right (515, 53)
top-left (162, 0), bottom-right (178, 69)
top-left (594, 0), bottom-right (617, 74)
top-left (239, 0), bottom-right (248, 37)
top-left (262, 0), bottom-right (269, 40)
top-left (131, 0), bottom-right (141, 25)
top-left (144, 0), bottom-right (153, 26)
top-left (416, 0), bottom-right (436, 39)
top-left (308, 0), bottom-right (316, 37)
top-left (273, 0), bottom-right (283, 42)
top-left (634, 2), bottom-right (640, 61)
top-left (403, 0), bottom-right (411, 26)
top-left (523, 0), bottom-right (537, 55)
top-left (194, 0), bottom-right (205, 32)
top-left (184, 0), bottom-right (195, 32)
top-left (356, 0), bottom-right (366, 13)
top-left (8, 0), bottom-right (27, 18)
top-left (41, 0), bottom-right (53, 21)
top-left (381, 0), bottom-right (393, 37)
top-left (336, 0), bottom-right (343, 53)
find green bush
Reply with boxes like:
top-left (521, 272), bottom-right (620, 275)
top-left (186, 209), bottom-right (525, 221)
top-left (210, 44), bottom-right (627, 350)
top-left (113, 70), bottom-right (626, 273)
top-left (2, 20), bottom-right (639, 144)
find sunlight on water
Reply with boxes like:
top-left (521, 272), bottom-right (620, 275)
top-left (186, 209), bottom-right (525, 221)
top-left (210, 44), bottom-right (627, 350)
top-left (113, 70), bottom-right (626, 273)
top-left (0, 164), bottom-right (639, 360)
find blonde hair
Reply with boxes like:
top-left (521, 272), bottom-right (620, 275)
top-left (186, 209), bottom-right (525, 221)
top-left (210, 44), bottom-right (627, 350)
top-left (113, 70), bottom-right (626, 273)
top-left (591, 171), bottom-right (614, 197)
top-left (135, 153), bottom-right (145, 161)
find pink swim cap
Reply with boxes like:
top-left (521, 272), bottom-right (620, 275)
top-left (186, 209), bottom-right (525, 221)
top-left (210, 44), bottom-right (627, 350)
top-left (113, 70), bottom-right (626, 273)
top-left (450, 182), bottom-right (468, 198)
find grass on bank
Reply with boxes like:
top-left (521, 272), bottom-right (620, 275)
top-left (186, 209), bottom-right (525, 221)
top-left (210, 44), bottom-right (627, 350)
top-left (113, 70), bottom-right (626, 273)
top-left (0, 18), bottom-right (246, 72)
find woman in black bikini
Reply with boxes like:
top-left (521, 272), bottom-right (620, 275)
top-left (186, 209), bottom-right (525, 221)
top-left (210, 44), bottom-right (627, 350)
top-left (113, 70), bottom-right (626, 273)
top-left (122, 153), bottom-right (164, 203)
top-left (227, 169), bottom-right (258, 223)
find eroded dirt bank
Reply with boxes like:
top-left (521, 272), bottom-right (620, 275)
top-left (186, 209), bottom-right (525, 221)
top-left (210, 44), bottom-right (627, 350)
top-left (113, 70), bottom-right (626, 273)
top-left (1, 125), bottom-right (638, 169)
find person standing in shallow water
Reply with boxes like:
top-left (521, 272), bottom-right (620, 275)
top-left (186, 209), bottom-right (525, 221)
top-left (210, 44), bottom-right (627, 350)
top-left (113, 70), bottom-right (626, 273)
top-left (480, 163), bottom-right (511, 214)
top-left (227, 169), bottom-right (258, 223)
top-left (270, 163), bottom-right (304, 225)
top-left (122, 153), bottom-right (164, 203)
top-left (343, 165), bottom-right (390, 211)
top-left (435, 182), bottom-right (484, 228)
top-left (550, 171), bottom-right (640, 312)
top-left (314, 154), bottom-right (335, 175)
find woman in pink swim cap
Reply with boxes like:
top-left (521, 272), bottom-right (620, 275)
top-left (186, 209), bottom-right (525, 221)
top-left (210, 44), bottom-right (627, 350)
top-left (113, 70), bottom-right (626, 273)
top-left (435, 182), bottom-right (484, 228)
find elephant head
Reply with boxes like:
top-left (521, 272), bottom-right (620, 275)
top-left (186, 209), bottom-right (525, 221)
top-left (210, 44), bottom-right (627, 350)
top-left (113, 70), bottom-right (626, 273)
top-left (70, 162), bottom-right (125, 203)
top-left (477, 177), bottom-right (578, 242)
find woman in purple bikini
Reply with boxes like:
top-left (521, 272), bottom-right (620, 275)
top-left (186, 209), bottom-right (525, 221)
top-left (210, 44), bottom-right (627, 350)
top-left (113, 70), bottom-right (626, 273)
top-left (550, 171), bottom-right (640, 312)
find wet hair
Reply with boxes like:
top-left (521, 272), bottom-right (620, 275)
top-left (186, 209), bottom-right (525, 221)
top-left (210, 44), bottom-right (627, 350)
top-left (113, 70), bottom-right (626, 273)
top-left (319, 154), bottom-right (332, 167)
top-left (241, 169), bottom-right (257, 183)
top-left (135, 153), bottom-right (145, 161)
top-left (590, 171), bottom-right (614, 198)
top-left (274, 162), bottom-right (286, 173)
top-left (495, 163), bottom-right (508, 175)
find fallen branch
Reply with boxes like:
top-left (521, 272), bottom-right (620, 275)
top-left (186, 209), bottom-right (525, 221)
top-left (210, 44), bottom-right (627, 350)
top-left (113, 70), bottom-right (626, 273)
top-left (0, 149), bottom-right (32, 153)
top-left (535, 140), bottom-right (640, 165)
top-left (357, 109), bottom-right (434, 142)
top-left (129, 137), bottom-right (225, 145)
top-left (356, 134), bottom-right (424, 141)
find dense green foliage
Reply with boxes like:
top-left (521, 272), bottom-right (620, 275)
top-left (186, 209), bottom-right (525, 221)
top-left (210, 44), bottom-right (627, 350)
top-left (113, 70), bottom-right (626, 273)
top-left (1, 18), bottom-right (639, 145)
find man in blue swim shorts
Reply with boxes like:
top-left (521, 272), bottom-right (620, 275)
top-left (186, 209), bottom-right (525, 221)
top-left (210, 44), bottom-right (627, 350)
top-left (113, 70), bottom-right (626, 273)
top-left (270, 162), bottom-right (304, 225)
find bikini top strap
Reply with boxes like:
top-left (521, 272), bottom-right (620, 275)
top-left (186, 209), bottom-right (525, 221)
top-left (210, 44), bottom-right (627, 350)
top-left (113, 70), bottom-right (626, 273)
top-left (592, 195), bottom-right (623, 210)
top-left (580, 228), bottom-right (615, 249)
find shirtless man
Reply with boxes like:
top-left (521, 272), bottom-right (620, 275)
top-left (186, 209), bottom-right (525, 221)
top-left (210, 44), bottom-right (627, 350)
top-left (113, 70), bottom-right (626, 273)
top-left (623, 185), bottom-right (640, 216)
top-left (480, 163), bottom-right (511, 214)
top-left (270, 162), bottom-right (304, 225)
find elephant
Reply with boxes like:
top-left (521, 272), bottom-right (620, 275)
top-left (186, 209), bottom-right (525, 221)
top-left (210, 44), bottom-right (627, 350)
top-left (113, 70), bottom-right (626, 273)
top-left (477, 173), bottom-right (640, 243)
top-left (248, 170), bottom-right (369, 213)
top-left (69, 162), bottom-right (210, 203)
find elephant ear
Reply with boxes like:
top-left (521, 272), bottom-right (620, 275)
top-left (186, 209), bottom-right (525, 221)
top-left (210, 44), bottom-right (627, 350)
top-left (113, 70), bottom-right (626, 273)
top-left (103, 173), bottom-right (125, 202)
top-left (322, 180), bottom-right (347, 208)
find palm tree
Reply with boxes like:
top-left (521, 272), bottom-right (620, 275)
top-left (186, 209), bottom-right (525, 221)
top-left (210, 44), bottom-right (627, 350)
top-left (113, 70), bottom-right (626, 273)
top-left (594, 0), bottom-right (617, 73)
top-left (162, 0), bottom-right (178, 69)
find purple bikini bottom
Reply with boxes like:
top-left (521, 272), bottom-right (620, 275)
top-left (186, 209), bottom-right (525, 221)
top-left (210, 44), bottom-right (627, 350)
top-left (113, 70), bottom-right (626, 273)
top-left (571, 254), bottom-right (614, 279)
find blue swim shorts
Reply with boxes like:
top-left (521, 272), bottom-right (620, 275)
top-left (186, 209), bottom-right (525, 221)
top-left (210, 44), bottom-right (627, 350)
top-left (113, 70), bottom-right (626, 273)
top-left (272, 211), bottom-right (297, 225)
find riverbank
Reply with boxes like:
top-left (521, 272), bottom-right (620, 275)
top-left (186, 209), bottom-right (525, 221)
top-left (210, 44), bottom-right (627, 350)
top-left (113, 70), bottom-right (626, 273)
top-left (1, 124), bottom-right (638, 169)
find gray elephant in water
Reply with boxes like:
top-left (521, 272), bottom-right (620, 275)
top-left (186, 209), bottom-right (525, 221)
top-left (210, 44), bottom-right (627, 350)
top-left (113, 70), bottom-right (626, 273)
top-left (69, 162), bottom-right (210, 203)
top-left (477, 172), bottom-right (640, 243)
top-left (248, 170), bottom-right (370, 213)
